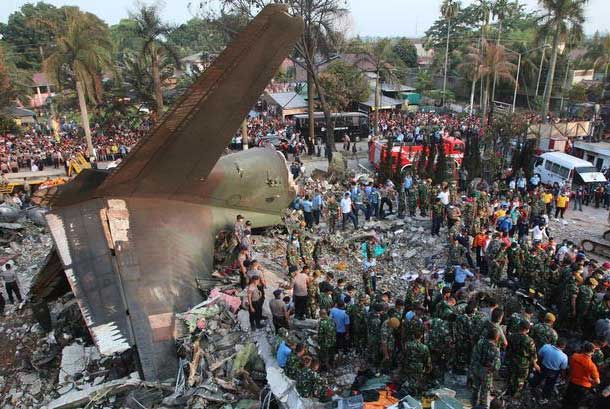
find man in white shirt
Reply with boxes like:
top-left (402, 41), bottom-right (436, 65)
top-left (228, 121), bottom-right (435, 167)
top-left (437, 186), bottom-right (450, 206)
top-left (340, 192), bottom-right (357, 230)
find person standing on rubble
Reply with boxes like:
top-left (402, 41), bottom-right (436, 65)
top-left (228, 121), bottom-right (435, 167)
top-left (330, 300), bottom-right (350, 356)
top-left (246, 275), bottom-right (264, 330)
top-left (302, 194), bottom-right (313, 229)
top-left (470, 326), bottom-right (502, 408)
top-left (318, 309), bottom-right (336, 370)
top-left (505, 320), bottom-right (539, 398)
top-left (270, 289), bottom-right (289, 332)
top-left (340, 192), bottom-right (357, 230)
top-left (325, 195), bottom-right (339, 233)
top-left (2, 263), bottom-right (22, 307)
top-left (292, 266), bottom-right (310, 320)
top-left (312, 189), bottom-right (324, 227)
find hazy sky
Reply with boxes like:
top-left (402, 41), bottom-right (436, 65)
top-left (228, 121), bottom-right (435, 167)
top-left (1, 0), bottom-right (608, 37)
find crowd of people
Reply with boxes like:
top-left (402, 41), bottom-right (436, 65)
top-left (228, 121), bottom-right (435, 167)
top-left (0, 116), bottom-right (151, 174)
top-left (223, 158), bottom-right (610, 408)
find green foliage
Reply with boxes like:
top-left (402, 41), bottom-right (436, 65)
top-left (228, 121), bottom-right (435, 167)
top-left (0, 116), bottom-right (18, 134)
top-left (42, 7), bottom-right (114, 105)
top-left (109, 19), bottom-right (142, 61)
top-left (566, 83), bottom-right (588, 102)
top-left (463, 133), bottom-right (482, 178)
top-left (318, 60), bottom-right (369, 112)
top-left (392, 38), bottom-right (418, 68)
top-left (416, 70), bottom-right (433, 92)
top-left (169, 18), bottom-right (228, 57)
top-left (425, 89), bottom-right (456, 102)
top-left (0, 2), bottom-right (66, 70)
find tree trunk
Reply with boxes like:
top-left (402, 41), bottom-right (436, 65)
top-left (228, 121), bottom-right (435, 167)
top-left (307, 70), bottom-right (315, 154)
top-left (442, 17), bottom-right (451, 105)
top-left (542, 26), bottom-right (561, 122)
top-left (76, 80), bottom-right (94, 158)
top-left (151, 49), bottom-right (164, 115)
top-left (482, 75), bottom-right (490, 127)
top-left (469, 78), bottom-right (477, 115)
top-left (241, 119), bottom-right (248, 150)
top-left (374, 73), bottom-right (380, 135)
top-left (307, 61), bottom-right (334, 160)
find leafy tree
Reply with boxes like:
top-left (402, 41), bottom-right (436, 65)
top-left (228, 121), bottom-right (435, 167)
top-left (392, 38), bottom-right (418, 68)
top-left (318, 60), bottom-right (369, 112)
top-left (416, 70), bottom-right (433, 92)
top-left (440, 0), bottom-right (460, 104)
top-left (537, 0), bottom-right (588, 120)
top-left (566, 82), bottom-right (587, 102)
top-left (0, 44), bottom-right (16, 110)
top-left (130, 4), bottom-right (181, 115)
top-left (459, 40), bottom-right (516, 125)
top-left (585, 33), bottom-right (610, 97)
top-left (0, 2), bottom-right (66, 70)
top-left (169, 18), bottom-right (228, 56)
top-left (362, 39), bottom-right (399, 134)
top-left (41, 7), bottom-right (113, 155)
top-left (109, 19), bottom-right (142, 62)
top-left (211, 0), bottom-right (347, 155)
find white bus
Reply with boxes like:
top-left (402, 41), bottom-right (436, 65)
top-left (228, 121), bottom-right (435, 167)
top-left (533, 151), bottom-right (607, 188)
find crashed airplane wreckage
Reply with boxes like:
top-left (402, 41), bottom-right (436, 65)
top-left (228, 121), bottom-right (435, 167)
top-left (31, 5), bottom-right (303, 381)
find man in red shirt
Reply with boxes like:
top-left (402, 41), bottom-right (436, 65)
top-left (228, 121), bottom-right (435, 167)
top-left (563, 342), bottom-right (600, 408)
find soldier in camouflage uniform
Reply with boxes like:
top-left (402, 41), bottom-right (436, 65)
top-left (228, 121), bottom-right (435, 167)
top-left (296, 357), bottom-right (328, 398)
top-left (367, 304), bottom-right (383, 366)
top-left (431, 198), bottom-right (444, 236)
top-left (506, 304), bottom-right (535, 337)
top-left (397, 188), bottom-right (406, 219)
top-left (462, 199), bottom-right (475, 234)
top-left (307, 271), bottom-right (321, 319)
top-left (454, 301), bottom-right (478, 369)
top-left (400, 332), bottom-right (432, 395)
top-left (505, 320), bottom-right (538, 398)
top-left (326, 196), bottom-right (339, 234)
top-left (429, 184), bottom-right (440, 215)
top-left (447, 237), bottom-right (466, 269)
top-left (319, 287), bottom-right (334, 312)
top-left (286, 236), bottom-right (301, 276)
top-left (285, 343), bottom-right (306, 379)
top-left (489, 243), bottom-right (508, 285)
top-left (418, 179), bottom-right (430, 217)
top-left (300, 236), bottom-right (315, 268)
top-left (531, 313), bottom-right (558, 350)
top-left (559, 269), bottom-right (580, 329)
top-left (380, 317), bottom-right (400, 370)
top-left (427, 316), bottom-right (455, 379)
top-left (576, 277), bottom-right (598, 332)
top-left (407, 186), bottom-right (418, 217)
top-left (347, 295), bottom-right (369, 352)
top-left (449, 181), bottom-right (458, 204)
top-left (506, 242), bottom-right (524, 280)
top-left (317, 309), bottom-right (336, 370)
top-left (470, 325), bottom-right (502, 408)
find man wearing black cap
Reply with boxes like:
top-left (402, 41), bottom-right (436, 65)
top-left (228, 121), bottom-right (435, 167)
top-left (270, 289), bottom-right (289, 332)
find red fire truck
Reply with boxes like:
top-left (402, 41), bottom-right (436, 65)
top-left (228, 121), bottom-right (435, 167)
top-left (369, 137), bottom-right (466, 173)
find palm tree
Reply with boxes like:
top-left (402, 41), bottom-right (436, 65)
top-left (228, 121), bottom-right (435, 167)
top-left (537, 0), bottom-right (588, 121)
top-left (586, 34), bottom-right (610, 82)
top-left (459, 40), bottom-right (516, 125)
top-left (441, 0), bottom-right (460, 105)
top-left (130, 4), bottom-right (181, 116)
top-left (364, 39), bottom-right (398, 135)
top-left (41, 8), bottom-right (113, 156)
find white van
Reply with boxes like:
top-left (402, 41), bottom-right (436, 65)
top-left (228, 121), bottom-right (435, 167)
top-left (533, 152), bottom-right (607, 188)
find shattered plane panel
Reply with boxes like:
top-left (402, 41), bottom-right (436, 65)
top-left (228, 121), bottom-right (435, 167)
top-left (45, 5), bottom-right (303, 381)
